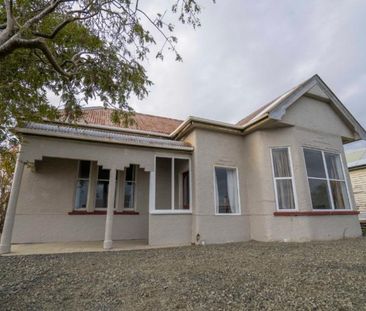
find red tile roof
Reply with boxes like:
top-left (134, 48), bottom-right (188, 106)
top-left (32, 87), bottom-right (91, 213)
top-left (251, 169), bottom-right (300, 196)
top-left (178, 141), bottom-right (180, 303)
top-left (77, 107), bottom-right (183, 135)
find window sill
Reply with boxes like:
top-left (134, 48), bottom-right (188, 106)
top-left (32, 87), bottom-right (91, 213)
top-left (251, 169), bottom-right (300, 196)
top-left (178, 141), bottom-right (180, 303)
top-left (274, 211), bottom-right (359, 217)
top-left (150, 210), bottom-right (192, 215)
top-left (69, 210), bottom-right (139, 215)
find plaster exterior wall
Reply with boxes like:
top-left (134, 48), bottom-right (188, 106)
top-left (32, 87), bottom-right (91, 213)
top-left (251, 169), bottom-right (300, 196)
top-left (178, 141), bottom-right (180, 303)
top-left (148, 214), bottom-right (192, 246)
top-left (282, 96), bottom-right (354, 139)
top-left (13, 157), bottom-right (150, 243)
top-left (188, 129), bottom-right (251, 244)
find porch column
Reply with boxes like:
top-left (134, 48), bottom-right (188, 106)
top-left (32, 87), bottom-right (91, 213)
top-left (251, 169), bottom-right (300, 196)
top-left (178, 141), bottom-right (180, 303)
top-left (115, 170), bottom-right (125, 212)
top-left (86, 161), bottom-right (98, 212)
top-left (148, 171), bottom-right (155, 212)
top-left (103, 168), bottom-right (116, 249)
top-left (0, 155), bottom-right (25, 254)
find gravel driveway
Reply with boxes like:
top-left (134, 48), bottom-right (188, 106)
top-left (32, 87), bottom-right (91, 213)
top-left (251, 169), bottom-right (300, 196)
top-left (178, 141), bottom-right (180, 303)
top-left (1, 238), bottom-right (366, 310)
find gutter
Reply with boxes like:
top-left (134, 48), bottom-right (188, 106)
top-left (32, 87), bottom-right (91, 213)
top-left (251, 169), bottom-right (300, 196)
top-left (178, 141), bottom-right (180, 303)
top-left (170, 116), bottom-right (244, 140)
top-left (45, 119), bottom-right (172, 138)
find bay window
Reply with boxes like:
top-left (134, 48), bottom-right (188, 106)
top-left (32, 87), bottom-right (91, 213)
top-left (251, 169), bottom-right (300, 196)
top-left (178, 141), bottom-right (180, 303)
top-left (271, 147), bottom-right (296, 210)
top-left (303, 148), bottom-right (350, 210)
top-left (214, 166), bottom-right (240, 214)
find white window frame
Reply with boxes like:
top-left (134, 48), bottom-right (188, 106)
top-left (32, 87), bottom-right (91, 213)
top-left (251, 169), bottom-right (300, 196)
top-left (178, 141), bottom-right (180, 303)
top-left (151, 155), bottom-right (192, 214)
top-left (303, 147), bottom-right (352, 211)
top-left (74, 160), bottom-right (90, 210)
top-left (213, 165), bottom-right (241, 216)
top-left (270, 147), bottom-right (298, 211)
top-left (123, 165), bottom-right (137, 211)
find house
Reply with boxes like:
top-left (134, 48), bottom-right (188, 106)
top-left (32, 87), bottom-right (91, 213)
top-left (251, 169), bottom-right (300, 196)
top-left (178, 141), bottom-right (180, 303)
top-left (346, 147), bottom-right (366, 221)
top-left (1, 74), bottom-right (365, 254)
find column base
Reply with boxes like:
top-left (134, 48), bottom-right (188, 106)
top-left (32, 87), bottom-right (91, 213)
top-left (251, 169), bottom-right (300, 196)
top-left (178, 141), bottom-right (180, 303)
top-left (103, 240), bottom-right (113, 249)
top-left (0, 244), bottom-right (11, 255)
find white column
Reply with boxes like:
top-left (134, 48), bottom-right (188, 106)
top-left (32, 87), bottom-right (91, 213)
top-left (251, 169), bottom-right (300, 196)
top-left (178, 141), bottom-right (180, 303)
top-left (115, 170), bottom-right (125, 212)
top-left (86, 161), bottom-right (98, 213)
top-left (103, 168), bottom-right (116, 249)
top-left (0, 155), bottom-right (25, 254)
top-left (148, 171), bottom-right (155, 213)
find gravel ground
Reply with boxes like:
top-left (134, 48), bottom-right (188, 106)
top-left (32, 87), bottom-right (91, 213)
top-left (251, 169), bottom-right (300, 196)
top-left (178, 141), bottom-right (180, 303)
top-left (1, 238), bottom-right (366, 310)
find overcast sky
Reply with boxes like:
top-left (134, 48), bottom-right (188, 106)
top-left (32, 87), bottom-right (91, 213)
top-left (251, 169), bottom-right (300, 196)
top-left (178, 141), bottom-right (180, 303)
top-left (123, 1), bottom-right (366, 131)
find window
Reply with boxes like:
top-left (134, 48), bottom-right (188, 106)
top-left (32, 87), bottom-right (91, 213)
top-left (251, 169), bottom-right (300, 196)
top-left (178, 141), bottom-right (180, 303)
top-left (95, 166), bottom-right (110, 208)
top-left (182, 171), bottom-right (190, 209)
top-left (214, 167), bottom-right (240, 214)
top-left (123, 165), bottom-right (137, 210)
top-left (154, 157), bottom-right (191, 212)
top-left (304, 148), bottom-right (350, 210)
top-left (75, 161), bottom-right (90, 209)
top-left (271, 148), bottom-right (296, 210)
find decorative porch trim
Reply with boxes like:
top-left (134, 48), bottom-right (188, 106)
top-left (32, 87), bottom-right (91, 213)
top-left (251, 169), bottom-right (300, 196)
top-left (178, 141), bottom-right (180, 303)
top-left (273, 211), bottom-right (359, 217)
top-left (68, 210), bottom-right (139, 215)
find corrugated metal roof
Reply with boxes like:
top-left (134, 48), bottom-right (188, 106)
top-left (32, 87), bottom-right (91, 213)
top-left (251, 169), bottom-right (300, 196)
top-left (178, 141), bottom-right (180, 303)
top-left (21, 122), bottom-right (193, 151)
top-left (346, 148), bottom-right (366, 169)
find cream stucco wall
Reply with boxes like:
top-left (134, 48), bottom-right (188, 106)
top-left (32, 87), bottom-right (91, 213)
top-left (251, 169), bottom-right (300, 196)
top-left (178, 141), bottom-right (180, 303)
top-left (13, 157), bottom-right (150, 243)
top-left (187, 129), bottom-right (251, 244)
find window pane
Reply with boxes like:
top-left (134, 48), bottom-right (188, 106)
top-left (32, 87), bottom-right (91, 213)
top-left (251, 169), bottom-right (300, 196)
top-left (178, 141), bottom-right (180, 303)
top-left (174, 158), bottom-right (190, 210)
top-left (125, 165), bottom-right (136, 181)
top-left (272, 148), bottom-right (291, 177)
top-left (325, 153), bottom-right (344, 180)
top-left (276, 179), bottom-right (295, 210)
top-left (183, 172), bottom-right (190, 210)
top-left (155, 157), bottom-right (172, 210)
top-left (98, 167), bottom-right (110, 180)
top-left (330, 181), bottom-right (350, 209)
top-left (75, 180), bottom-right (88, 209)
top-left (95, 180), bottom-right (108, 208)
top-left (124, 181), bottom-right (135, 209)
top-left (79, 161), bottom-right (90, 179)
top-left (304, 149), bottom-right (326, 178)
top-left (308, 179), bottom-right (331, 209)
top-left (215, 167), bottom-right (239, 214)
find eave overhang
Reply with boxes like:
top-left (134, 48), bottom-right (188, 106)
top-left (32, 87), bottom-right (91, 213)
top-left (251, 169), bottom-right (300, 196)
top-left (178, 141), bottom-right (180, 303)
top-left (15, 122), bottom-right (193, 152)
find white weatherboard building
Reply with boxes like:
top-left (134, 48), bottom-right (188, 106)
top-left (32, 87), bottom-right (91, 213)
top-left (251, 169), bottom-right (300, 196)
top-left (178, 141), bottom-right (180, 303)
top-left (1, 75), bottom-right (365, 254)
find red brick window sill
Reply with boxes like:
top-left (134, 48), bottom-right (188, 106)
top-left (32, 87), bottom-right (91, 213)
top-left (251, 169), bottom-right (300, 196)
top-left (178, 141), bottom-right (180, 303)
top-left (68, 210), bottom-right (139, 215)
top-left (274, 211), bottom-right (359, 217)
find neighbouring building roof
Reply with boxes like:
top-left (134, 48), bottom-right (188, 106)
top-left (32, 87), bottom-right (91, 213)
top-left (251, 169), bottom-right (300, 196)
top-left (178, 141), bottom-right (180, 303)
top-left (76, 107), bottom-right (183, 135)
top-left (346, 148), bottom-right (366, 169)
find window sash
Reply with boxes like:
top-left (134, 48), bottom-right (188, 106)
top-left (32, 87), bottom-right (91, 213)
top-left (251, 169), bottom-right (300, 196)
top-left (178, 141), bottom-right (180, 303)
top-left (123, 165), bottom-right (137, 210)
top-left (271, 147), bottom-right (297, 210)
top-left (214, 166), bottom-right (240, 215)
top-left (154, 156), bottom-right (191, 213)
top-left (304, 148), bottom-right (351, 210)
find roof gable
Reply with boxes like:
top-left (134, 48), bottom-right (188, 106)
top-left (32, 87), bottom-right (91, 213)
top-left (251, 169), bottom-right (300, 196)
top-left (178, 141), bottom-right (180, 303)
top-left (237, 75), bottom-right (366, 140)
